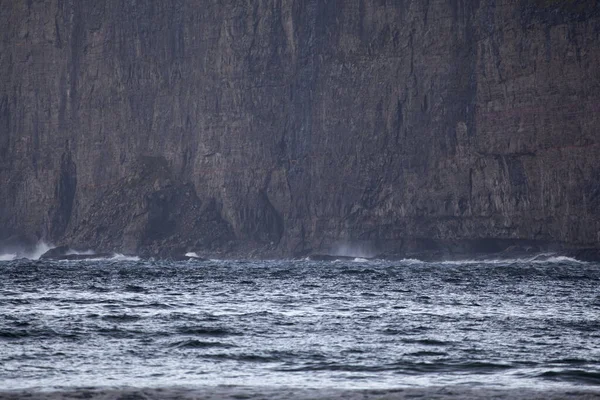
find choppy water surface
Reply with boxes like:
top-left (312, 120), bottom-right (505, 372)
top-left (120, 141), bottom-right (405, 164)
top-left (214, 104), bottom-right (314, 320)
top-left (1, 257), bottom-right (599, 390)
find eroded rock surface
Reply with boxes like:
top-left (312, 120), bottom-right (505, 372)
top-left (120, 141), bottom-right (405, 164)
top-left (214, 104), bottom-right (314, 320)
top-left (1, 1), bottom-right (599, 257)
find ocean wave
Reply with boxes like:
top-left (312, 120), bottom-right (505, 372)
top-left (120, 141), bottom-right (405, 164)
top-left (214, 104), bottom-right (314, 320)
top-left (176, 326), bottom-right (242, 337)
top-left (399, 258), bottom-right (426, 265)
top-left (436, 255), bottom-right (585, 265)
top-left (170, 339), bottom-right (235, 349)
top-left (539, 256), bottom-right (585, 264)
top-left (539, 370), bottom-right (600, 385)
top-left (62, 253), bottom-right (141, 262)
top-left (276, 361), bottom-right (514, 374)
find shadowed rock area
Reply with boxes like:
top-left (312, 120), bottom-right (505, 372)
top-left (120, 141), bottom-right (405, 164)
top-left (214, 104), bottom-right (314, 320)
top-left (0, 0), bottom-right (599, 258)
top-left (62, 156), bottom-right (235, 258)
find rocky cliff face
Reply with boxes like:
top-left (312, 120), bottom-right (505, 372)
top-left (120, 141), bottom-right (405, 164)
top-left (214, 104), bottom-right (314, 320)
top-left (1, 0), bottom-right (599, 258)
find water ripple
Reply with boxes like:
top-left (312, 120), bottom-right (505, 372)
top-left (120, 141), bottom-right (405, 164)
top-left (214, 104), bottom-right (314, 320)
top-left (0, 257), bottom-right (599, 390)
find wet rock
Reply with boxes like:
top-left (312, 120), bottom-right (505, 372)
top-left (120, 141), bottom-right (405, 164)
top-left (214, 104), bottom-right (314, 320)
top-left (567, 248), bottom-right (600, 262)
top-left (39, 246), bottom-right (71, 260)
top-left (39, 246), bottom-right (114, 260)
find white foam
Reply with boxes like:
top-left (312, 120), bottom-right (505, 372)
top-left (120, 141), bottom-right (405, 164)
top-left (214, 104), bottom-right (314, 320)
top-left (439, 259), bottom-right (512, 265)
top-left (65, 249), bottom-right (96, 256)
top-left (352, 258), bottom-right (370, 262)
top-left (437, 256), bottom-right (585, 265)
top-left (0, 253), bottom-right (16, 261)
top-left (399, 258), bottom-right (426, 265)
top-left (537, 256), bottom-right (584, 264)
top-left (185, 252), bottom-right (200, 258)
top-left (69, 253), bottom-right (141, 262)
top-left (109, 254), bottom-right (140, 262)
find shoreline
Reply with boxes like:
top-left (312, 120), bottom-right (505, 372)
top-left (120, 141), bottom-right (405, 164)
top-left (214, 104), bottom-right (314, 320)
top-left (1, 252), bottom-right (595, 264)
top-left (3, 236), bottom-right (600, 263)
top-left (0, 386), bottom-right (599, 400)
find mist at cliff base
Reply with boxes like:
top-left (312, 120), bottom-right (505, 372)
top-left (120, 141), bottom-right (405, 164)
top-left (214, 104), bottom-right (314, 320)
top-left (0, 241), bottom-right (52, 261)
top-left (330, 242), bottom-right (377, 258)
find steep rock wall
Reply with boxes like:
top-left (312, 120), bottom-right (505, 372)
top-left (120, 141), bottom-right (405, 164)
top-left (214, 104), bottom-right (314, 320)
top-left (1, 0), bottom-right (599, 257)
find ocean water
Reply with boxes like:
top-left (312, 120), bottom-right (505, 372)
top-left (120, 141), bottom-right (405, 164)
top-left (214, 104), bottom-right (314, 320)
top-left (1, 257), bottom-right (599, 391)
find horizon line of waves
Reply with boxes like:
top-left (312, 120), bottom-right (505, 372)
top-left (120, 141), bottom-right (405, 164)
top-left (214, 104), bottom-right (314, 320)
top-left (438, 256), bottom-right (585, 265)
top-left (59, 253), bottom-right (141, 262)
top-left (170, 339), bottom-right (237, 349)
top-left (0, 327), bottom-right (80, 340)
top-left (540, 256), bottom-right (585, 264)
top-left (538, 370), bottom-right (600, 385)
top-left (176, 326), bottom-right (243, 337)
top-left (275, 361), bottom-right (515, 374)
top-left (398, 258), bottom-right (426, 265)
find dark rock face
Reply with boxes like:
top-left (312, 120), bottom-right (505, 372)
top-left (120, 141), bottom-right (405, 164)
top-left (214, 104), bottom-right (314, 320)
top-left (63, 156), bottom-right (234, 258)
top-left (567, 248), bottom-right (600, 262)
top-left (1, 1), bottom-right (599, 257)
top-left (39, 246), bottom-right (112, 261)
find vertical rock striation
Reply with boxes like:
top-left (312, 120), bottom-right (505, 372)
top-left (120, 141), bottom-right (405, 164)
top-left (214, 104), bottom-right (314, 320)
top-left (1, 0), bottom-right (599, 257)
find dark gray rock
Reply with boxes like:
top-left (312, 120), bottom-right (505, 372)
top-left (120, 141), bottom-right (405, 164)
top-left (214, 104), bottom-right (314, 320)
top-left (39, 246), bottom-right (114, 260)
top-left (568, 248), bottom-right (600, 262)
top-left (1, 1), bottom-right (599, 258)
top-left (39, 246), bottom-right (71, 260)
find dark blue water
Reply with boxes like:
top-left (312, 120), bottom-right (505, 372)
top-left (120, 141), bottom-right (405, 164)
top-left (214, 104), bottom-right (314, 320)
top-left (1, 256), bottom-right (599, 390)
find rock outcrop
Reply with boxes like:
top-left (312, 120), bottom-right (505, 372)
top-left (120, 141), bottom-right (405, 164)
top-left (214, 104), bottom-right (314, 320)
top-left (1, 0), bottom-right (599, 258)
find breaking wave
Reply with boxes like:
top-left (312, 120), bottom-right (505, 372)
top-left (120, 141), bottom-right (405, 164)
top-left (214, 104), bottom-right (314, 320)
top-left (185, 252), bottom-right (204, 259)
top-left (62, 253), bottom-right (141, 262)
top-left (438, 255), bottom-right (584, 265)
top-left (65, 249), bottom-right (96, 256)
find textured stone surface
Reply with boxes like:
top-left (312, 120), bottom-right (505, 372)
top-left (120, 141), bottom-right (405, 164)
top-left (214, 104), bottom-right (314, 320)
top-left (1, 0), bottom-right (599, 257)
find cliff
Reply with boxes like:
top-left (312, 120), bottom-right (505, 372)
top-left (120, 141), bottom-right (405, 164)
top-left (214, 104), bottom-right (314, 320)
top-left (1, 0), bottom-right (599, 258)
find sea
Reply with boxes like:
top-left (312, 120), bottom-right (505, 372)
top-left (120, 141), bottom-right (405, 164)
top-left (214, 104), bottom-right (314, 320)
top-left (1, 254), bottom-right (599, 392)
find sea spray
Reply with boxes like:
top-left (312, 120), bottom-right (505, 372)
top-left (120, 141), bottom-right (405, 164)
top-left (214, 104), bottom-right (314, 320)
top-left (0, 240), bottom-right (53, 261)
top-left (330, 241), bottom-right (377, 259)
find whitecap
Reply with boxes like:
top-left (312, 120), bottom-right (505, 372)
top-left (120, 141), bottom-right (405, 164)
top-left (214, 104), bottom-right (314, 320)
top-left (69, 253), bottom-right (141, 262)
top-left (399, 258), bottom-right (426, 265)
top-left (536, 256), bottom-right (585, 264)
top-left (65, 249), bottom-right (96, 256)
top-left (109, 254), bottom-right (140, 262)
